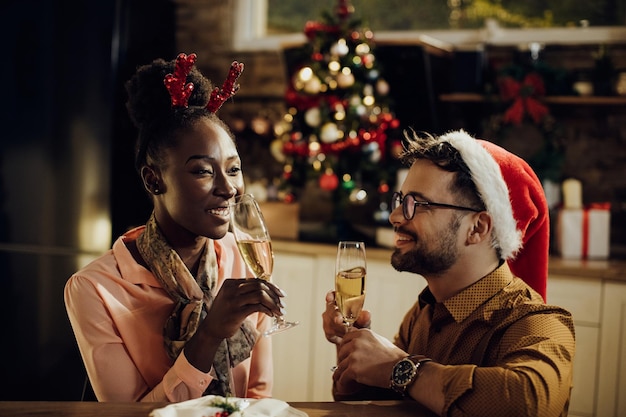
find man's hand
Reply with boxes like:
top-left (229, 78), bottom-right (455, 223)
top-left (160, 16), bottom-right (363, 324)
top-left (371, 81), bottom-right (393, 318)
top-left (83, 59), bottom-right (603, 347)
top-left (322, 290), bottom-right (371, 345)
top-left (333, 328), bottom-right (406, 390)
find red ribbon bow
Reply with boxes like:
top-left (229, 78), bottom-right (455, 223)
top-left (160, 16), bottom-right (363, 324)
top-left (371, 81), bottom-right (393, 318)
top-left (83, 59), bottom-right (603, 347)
top-left (498, 72), bottom-right (549, 125)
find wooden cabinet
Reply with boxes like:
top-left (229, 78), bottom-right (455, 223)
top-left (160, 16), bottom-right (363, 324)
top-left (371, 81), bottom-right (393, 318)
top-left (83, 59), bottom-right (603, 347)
top-left (597, 282), bottom-right (626, 417)
top-left (547, 275), bottom-right (602, 417)
top-left (548, 275), bottom-right (626, 417)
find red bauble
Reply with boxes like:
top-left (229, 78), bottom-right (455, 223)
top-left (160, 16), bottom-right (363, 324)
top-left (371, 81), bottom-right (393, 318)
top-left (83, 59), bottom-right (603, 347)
top-left (319, 171), bottom-right (339, 191)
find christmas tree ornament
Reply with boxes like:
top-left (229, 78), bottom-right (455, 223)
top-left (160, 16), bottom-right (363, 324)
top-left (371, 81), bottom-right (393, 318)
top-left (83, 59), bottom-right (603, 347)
top-left (320, 122), bottom-right (340, 143)
top-left (336, 69), bottom-right (355, 88)
top-left (331, 39), bottom-right (350, 56)
top-left (355, 43), bottom-right (370, 55)
top-left (309, 140), bottom-right (321, 157)
top-left (304, 107), bottom-right (322, 127)
top-left (333, 103), bottom-right (346, 120)
top-left (304, 76), bottom-right (323, 94)
top-left (319, 169), bottom-right (339, 191)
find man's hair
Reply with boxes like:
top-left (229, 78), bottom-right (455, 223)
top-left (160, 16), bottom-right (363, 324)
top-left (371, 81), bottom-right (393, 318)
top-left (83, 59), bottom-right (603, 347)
top-left (399, 130), bottom-right (486, 213)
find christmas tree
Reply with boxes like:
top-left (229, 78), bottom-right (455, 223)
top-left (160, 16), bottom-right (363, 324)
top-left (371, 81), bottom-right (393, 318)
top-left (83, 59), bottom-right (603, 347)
top-left (270, 0), bottom-right (404, 238)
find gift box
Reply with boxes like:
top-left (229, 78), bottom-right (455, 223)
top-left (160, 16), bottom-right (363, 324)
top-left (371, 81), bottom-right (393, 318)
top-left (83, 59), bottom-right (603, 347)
top-left (555, 203), bottom-right (611, 259)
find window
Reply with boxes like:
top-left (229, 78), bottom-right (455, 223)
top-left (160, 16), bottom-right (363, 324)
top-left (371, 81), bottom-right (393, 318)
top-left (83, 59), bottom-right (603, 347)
top-left (233, 0), bottom-right (626, 50)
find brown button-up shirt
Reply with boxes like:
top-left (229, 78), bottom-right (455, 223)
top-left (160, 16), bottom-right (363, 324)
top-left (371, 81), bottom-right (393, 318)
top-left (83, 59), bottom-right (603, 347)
top-left (395, 262), bottom-right (575, 417)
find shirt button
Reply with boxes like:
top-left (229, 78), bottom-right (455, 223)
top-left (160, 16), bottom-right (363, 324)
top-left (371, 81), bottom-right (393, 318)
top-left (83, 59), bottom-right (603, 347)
top-left (199, 379), bottom-right (207, 386)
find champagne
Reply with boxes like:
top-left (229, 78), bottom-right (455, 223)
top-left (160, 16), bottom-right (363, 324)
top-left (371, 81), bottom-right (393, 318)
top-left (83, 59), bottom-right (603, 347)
top-left (237, 239), bottom-right (274, 280)
top-left (335, 266), bottom-right (366, 325)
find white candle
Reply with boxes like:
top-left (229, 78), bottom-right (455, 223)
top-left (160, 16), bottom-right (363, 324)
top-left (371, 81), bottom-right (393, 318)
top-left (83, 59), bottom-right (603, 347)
top-left (562, 178), bottom-right (582, 209)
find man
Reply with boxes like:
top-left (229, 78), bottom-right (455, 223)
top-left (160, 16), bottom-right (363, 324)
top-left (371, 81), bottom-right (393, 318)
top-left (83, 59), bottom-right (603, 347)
top-left (323, 130), bottom-right (575, 417)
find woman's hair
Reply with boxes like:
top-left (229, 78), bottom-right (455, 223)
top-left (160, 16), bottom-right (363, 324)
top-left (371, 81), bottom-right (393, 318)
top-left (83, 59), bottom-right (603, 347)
top-left (399, 130), bottom-right (486, 212)
top-left (125, 57), bottom-right (234, 172)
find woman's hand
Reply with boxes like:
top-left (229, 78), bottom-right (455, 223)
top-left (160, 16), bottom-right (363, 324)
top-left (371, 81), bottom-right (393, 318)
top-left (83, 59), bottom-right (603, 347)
top-left (185, 278), bottom-right (284, 372)
top-left (203, 278), bottom-right (285, 339)
top-left (322, 290), bottom-right (371, 345)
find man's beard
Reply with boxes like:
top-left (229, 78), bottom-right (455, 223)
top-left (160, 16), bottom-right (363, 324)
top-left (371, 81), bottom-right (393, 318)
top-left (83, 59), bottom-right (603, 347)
top-left (391, 215), bottom-right (462, 276)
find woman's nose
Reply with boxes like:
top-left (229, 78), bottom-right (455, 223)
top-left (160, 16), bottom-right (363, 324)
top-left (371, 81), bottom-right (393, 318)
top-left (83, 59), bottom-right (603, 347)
top-left (214, 174), bottom-right (238, 197)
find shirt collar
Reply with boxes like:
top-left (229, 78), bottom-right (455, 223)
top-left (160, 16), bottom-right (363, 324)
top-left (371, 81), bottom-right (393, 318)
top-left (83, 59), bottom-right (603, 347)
top-left (418, 261), bottom-right (514, 323)
top-left (112, 225), bottom-right (226, 288)
top-left (444, 261), bottom-right (514, 323)
top-left (113, 225), bottom-right (162, 287)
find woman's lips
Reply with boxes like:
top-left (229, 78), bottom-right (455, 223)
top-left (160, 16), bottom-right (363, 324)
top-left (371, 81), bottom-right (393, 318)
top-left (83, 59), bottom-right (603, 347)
top-left (207, 206), bottom-right (230, 217)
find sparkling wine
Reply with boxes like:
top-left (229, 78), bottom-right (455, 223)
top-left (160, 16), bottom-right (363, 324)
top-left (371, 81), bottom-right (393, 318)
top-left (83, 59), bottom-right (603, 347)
top-left (335, 266), bottom-right (366, 325)
top-left (237, 239), bottom-right (274, 280)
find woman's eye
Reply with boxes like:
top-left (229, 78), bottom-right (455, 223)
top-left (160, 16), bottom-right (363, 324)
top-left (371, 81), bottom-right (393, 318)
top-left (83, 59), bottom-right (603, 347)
top-left (228, 165), bottom-right (242, 175)
top-left (193, 168), bottom-right (214, 175)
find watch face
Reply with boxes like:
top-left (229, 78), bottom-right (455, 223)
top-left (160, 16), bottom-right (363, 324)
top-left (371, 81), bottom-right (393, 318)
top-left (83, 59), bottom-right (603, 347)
top-left (392, 359), bottom-right (416, 386)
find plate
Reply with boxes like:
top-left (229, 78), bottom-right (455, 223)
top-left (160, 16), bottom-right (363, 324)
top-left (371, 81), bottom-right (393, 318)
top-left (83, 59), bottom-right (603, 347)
top-left (150, 396), bottom-right (308, 417)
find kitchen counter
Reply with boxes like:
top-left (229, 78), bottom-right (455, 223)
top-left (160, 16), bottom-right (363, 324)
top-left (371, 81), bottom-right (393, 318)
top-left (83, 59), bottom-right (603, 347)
top-left (272, 240), bottom-right (626, 282)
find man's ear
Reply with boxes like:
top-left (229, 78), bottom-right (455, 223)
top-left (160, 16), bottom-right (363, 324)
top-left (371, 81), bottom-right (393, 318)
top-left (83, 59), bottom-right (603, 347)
top-left (140, 165), bottom-right (163, 195)
top-left (467, 211), bottom-right (493, 245)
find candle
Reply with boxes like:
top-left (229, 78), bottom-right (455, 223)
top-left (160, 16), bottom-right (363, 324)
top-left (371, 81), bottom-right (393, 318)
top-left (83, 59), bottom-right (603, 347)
top-left (562, 178), bottom-right (582, 209)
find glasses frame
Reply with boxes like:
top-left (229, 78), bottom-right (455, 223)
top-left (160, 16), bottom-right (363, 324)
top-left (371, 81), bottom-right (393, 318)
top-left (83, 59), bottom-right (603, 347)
top-left (391, 191), bottom-right (482, 221)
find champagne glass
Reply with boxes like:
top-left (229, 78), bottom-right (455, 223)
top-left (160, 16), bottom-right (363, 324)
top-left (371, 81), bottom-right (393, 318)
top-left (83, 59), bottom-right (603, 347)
top-left (331, 241), bottom-right (366, 371)
top-left (229, 193), bottom-right (299, 336)
top-left (335, 241), bottom-right (367, 329)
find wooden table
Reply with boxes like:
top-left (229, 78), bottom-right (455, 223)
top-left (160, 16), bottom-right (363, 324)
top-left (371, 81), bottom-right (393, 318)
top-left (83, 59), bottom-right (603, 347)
top-left (0, 400), bottom-right (438, 417)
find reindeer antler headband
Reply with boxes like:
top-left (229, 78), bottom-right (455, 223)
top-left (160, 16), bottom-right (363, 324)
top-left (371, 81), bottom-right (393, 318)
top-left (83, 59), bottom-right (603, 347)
top-left (163, 53), bottom-right (244, 112)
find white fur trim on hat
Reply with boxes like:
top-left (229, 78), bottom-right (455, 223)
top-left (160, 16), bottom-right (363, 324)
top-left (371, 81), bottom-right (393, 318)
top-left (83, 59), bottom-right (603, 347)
top-left (439, 130), bottom-right (522, 260)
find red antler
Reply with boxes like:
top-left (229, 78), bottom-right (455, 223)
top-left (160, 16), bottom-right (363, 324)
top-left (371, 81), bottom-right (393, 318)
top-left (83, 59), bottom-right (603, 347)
top-left (206, 61), bottom-right (244, 113)
top-left (163, 53), bottom-right (197, 107)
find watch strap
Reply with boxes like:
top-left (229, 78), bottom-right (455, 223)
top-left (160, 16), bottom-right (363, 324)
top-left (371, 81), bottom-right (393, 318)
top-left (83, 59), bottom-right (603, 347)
top-left (390, 355), bottom-right (432, 395)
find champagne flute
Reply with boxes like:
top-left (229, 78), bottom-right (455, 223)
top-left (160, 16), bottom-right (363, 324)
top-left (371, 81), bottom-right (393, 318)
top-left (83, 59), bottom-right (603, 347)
top-left (229, 193), bottom-right (299, 336)
top-left (331, 241), bottom-right (366, 371)
top-left (335, 241), bottom-right (367, 329)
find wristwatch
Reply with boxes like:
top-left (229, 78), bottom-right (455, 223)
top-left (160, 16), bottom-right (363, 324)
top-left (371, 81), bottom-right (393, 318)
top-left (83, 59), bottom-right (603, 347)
top-left (390, 355), bottom-right (432, 395)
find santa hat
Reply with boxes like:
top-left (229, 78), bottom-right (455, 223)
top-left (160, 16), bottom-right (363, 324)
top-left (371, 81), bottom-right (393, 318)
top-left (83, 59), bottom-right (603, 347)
top-left (439, 130), bottom-right (549, 301)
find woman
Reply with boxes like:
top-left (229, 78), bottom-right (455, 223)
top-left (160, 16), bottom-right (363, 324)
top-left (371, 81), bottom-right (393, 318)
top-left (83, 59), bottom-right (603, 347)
top-left (65, 53), bottom-right (283, 402)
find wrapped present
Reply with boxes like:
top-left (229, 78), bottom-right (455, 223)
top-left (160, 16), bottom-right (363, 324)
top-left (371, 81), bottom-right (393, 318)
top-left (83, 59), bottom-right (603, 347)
top-left (555, 203), bottom-right (611, 259)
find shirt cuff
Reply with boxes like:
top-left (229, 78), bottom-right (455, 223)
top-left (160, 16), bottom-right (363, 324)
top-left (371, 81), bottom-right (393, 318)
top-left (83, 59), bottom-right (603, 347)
top-left (440, 364), bottom-right (476, 415)
top-left (166, 350), bottom-right (215, 398)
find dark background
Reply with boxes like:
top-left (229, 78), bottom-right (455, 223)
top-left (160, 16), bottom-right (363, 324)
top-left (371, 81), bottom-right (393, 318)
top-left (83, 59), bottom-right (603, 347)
top-left (0, 0), bottom-right (174, 400)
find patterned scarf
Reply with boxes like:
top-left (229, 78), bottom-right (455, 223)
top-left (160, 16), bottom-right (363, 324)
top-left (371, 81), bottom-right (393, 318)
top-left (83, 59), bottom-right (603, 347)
top-left (136, 213), bottom-right (257, 396)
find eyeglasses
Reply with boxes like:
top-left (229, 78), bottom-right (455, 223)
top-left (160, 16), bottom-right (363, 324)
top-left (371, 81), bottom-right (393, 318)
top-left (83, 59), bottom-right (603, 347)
top-left (391, 191), bottom-right (482, 221)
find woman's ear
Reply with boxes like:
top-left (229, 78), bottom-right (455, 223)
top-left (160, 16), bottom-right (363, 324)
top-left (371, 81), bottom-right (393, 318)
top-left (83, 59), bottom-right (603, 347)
top-left (467, 211), bottom-right (493, 245)
top-left (140, 165), bottom-right (163, 195)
